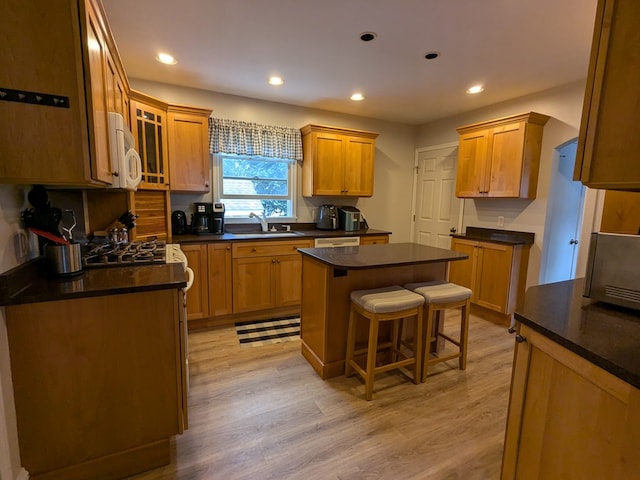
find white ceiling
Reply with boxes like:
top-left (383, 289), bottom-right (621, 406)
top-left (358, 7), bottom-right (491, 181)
top-left (102, 0), bottom-right (598, 125)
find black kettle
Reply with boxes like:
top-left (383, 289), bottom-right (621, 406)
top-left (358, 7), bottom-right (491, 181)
top-left (171, 210), bottom-right (187, 235)
top-left (316, 205), bottom-right (338, 230)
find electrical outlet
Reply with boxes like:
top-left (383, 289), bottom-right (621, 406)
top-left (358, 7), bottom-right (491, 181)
top-left (497, 216), bottom-right (505, 228)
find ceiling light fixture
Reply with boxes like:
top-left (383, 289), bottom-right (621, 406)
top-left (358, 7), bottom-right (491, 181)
top-left (424, 51), bottom-right (440, 60)
top-left (155, 52), bottom-right (177, 65)
top-left (268, 76), bottom-right (284, 86)
top-left (466, 85), bottom-right (484, 94)
top-left (359, 32), bottom-right (377, 42)
top-left (350, 93), bottom-right (365, 101)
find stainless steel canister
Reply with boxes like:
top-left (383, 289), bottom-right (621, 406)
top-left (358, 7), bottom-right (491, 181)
top-left (44, 243), bottom-right (83, 276)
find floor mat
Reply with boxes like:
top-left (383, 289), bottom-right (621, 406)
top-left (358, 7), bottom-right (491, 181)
top-left (235, 316), bottom-right (300, 346)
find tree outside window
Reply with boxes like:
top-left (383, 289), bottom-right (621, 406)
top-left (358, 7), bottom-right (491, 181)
top-left (218, 155), bottom-right (293, 217)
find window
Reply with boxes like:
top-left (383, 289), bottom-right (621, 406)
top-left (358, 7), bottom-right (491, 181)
top-left (216, 154), bottom-right (296, 219)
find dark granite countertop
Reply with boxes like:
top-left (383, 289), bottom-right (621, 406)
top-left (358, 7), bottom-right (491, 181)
top-left (298, 242), bottom-right (468, 270)
top-left (175, 227), bottom-right (391, 244)
top-left (0, 259), bottom-right (187, 307)
top-left (452, 226), bottom-right (534, 245)
top-left (515, 278), bottom-right (640, 389)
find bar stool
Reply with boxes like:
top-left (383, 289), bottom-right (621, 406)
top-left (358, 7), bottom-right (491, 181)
top-left (345, 285), bottom-right (425, 400)
top-left (405, 281), bottom-right (472, 382)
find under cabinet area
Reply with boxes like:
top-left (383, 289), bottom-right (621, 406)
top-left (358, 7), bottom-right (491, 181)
top-left (449, 237), bottom-right (530, 318)
top-left (167, 105), bottom-right (213, 193)
top-left (5, 288), bottom-right (187, 480)
top-left (301, 124), bottom-right (379, 197)
top-left (575, 0), bottom-right (640, 190)
top-left (1, 0), bottom-right (122, 186)
top-left (455, 112), bottom-right (549, 198)
top-left (501, 324), bottom-right (640, 479)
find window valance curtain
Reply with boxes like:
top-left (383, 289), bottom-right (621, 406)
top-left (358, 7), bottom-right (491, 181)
top-left (209, 118), bottom-right (303, 163)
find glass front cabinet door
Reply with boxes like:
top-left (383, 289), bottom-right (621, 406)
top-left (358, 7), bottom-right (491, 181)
top-left (130, 92), bottom-right (169, 189)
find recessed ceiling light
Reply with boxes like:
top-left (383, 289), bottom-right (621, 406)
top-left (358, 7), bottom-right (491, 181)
top-left (350, 93), bottom-right (365, 101)
top-left (359, 32), bottom-right (377, 42)
top-left (424, 51), bottom-right (440, 60)
top-left (466, 85), bottom-right (484, 94)
top-left (268, 76), bottom-right (284, 86)
top-left (155, 52), bottom-right (177, 65)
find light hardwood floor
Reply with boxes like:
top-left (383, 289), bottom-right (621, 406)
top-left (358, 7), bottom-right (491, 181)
top-left (128, 312), bottom-right (515, 480)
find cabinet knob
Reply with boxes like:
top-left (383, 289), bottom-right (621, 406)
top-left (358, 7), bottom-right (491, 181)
top-left (515, 334), bottom-right (527, 344)
top-left (252, 248), bottom-right (257, 252)
top-left (226, 246), bottom-right (231, 250)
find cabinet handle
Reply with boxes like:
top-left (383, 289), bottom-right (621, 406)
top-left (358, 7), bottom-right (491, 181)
top-left (515, 334), bottom-right (527, 344)
top-left (252, 248), bottom-right (257, 252)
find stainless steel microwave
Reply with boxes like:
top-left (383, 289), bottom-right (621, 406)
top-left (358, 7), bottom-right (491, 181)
top-left (584, 232), bottom-right (640, 310)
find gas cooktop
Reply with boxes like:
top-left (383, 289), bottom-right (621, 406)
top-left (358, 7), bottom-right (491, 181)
top-left (82, 240), bottom-right (166, 268)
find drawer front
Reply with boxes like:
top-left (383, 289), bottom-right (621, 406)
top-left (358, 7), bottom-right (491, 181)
top-left (232, 240), bottom-right (312, 258)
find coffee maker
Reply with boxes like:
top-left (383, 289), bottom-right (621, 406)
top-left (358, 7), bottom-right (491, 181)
top-left (211, 203), bottom-right (225, 234)
top-left (191, 202), bottom-right (213, 234)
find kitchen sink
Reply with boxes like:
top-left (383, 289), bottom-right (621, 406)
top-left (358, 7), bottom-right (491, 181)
top-left (230, 232), bottom-right (303, 238)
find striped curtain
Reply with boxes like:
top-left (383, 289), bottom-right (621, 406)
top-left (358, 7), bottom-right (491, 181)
top-left (209, 118), bottom-right (303, 162)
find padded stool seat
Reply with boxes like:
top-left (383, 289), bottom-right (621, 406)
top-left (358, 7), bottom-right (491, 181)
top-left (405, 281), bottom-right (472, 382)
top-left (345, 285), bottom-right (425, 400)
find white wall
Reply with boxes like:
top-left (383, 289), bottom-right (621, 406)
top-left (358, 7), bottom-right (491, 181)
top-left (0, 185), bottom-right (32, 480)
top-left (131, 79), bottom-right (417, 241)
top-left (415, 80), bottom-right (595, 289)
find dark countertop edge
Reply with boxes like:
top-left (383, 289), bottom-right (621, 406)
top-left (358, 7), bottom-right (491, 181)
top-left (298, 243), bottom-right (468, 270)
top-left (0, 261), bottom-right (186, 307)
top-left (174, 228), bottom-right (392, 244)
top-left (514, 279), bottom-right (640, 390)
top-left (514, 310), bottom-right (640, 389)
top-left (452, 227), bottom-right (535, 246)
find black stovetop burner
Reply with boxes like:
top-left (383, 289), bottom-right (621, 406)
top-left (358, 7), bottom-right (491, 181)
top-left (82, 240), bottom-right (166, 268)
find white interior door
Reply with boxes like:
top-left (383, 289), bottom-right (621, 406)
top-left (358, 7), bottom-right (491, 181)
top-left (412, 144), bottom-right (462, 248)
top-left (540, 140), bottom-right (586, 284)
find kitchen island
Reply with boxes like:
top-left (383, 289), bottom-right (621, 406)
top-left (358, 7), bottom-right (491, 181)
top-left (298, 242), bottom-right (468, 379)
top-left (501, 278), bottom-right (640, 479)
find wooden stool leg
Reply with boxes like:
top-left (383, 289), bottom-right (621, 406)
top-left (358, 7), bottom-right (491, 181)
top-left (422, 305), bottom-right (436, 383)
top-left (459, 300), bottom-right (470, 370)
top-left (413, 306), bottom-right (423, 384)
top-left (365, 316), bottom-right (379, 401)
top-left (345, 306), bottom-right (358, 377)
top-left (391, 316), bottom-right (401, 363)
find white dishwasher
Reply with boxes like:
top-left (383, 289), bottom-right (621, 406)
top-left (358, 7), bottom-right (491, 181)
top-left (314, 236), bottom-right (360, 248)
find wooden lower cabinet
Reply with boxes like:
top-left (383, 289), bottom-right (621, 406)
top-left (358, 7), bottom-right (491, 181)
top-left (449, 238), bottom-right (530, 317)
top-left (501, 324), bottom-right (640, 479)
top-left (182, 242), bottom-right (232, 323)
top-left (208, 243), bottom-right (233, 317)
top-left (232, 239), bottom-right (313, 313)
top-left (182, 243), bottom-right (210, 320)
top-left (183, 240), bottom-right (311, 327)
top-left (5, 289), bottom-right (186, 480)
top-left (359, 234), bottom-right (389, 245)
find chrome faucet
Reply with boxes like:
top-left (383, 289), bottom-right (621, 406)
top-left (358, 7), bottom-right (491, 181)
top-left (249, 211), bottom-right (269, 232)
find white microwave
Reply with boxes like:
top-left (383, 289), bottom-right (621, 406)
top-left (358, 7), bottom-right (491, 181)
top-left (108, 112), bottom-right (142, 190)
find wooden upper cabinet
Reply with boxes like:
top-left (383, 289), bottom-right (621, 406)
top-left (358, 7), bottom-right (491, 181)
top-left (301, 124), bottom-right (379, 197)
top-left (0, 0), bottom-right (122, 186)
top-left (455, 112), bottom-right (549, 199)
top-left (129, 90), bottom-right (169, 190)
top-left (167, 105), bottom-right (213, 193)
top-left (574, 0), bottom-right (640, 191)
